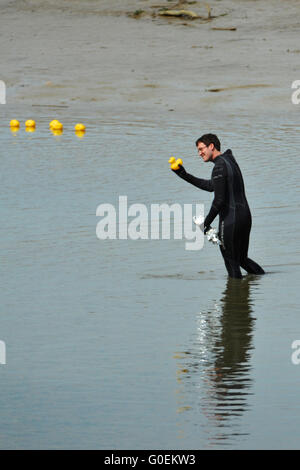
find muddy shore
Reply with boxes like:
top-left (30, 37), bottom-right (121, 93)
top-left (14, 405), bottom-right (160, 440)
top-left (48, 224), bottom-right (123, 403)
top-left (1, 0), bottom-right (300, 120)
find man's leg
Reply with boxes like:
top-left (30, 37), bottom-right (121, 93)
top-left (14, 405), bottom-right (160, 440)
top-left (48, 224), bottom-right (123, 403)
top-left (240, 257), bottom-right (265, 274)
top-left (239, 221), bottom-right (265, 275)
top-left (220, 247), bottom-right (243, 279)
top-left (219, 218), bottom-right (243, 279)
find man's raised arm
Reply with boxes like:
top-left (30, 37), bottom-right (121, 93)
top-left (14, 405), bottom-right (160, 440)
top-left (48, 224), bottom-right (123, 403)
top-left (172, 164), bottom-right (214, 192)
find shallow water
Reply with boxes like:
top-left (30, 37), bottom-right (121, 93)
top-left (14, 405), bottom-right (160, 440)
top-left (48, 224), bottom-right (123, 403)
top-left (0, 110), bottom-right (299, 449)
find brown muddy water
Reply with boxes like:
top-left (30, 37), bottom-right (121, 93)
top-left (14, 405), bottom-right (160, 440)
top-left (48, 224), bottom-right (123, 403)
top-left (1, 0), bottom-right (300, 450)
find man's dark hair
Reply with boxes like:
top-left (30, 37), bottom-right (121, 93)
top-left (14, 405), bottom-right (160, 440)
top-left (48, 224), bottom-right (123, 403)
top-left (195, 133), bottom-right (221, 151)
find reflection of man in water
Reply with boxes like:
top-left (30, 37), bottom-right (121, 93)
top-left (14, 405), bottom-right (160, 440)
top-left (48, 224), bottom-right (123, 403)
top-left (172, 133), bottom-right (265, 279)
top-left (208, 277), bottom-right (256, 429)
top-left (215, 277), bottom-right (255, 381)
top-left (175, 276), bottom-right (257, 443)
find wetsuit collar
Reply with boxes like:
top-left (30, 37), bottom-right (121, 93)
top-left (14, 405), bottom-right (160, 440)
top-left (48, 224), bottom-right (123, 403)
top-left (213, 148), bottom-right (232, 164)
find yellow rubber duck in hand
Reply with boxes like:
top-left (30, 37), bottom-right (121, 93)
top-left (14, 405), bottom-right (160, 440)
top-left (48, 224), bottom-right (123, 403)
top-left (169, 156), bottom-right (183, 171)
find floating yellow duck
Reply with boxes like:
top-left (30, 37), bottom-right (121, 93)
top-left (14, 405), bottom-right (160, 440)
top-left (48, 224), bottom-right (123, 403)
top-left (25, 119), bottom-right (36, 128)
top-left (169, 157), bottom-right (183, 170)
top-left (49, 119), bottom-right (60, 129)
top-left (51, 121), bottom-right (63, 130)
top-left (74, 123), bottom-right (86, 132)
top-left (10, 119), bottom-right (20, 128)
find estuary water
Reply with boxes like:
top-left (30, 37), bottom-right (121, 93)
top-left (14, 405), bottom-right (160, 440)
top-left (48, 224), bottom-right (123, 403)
top-left (0, 109), bottom-right (300, 449)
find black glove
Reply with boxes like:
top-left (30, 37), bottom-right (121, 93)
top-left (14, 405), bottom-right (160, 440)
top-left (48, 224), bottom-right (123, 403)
top-left (171, 164), bottom-right (187, 177)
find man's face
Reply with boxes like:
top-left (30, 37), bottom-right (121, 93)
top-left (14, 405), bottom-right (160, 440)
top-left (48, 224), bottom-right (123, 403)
top-left (197, 142), bottom-right (213, 162)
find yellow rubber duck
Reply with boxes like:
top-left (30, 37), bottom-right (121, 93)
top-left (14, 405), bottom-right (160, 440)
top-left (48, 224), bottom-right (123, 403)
top-left (49, 119), bottom-right (60, 129)
top-left (74, 123), bottom-right (86, 132)
top-left (25, 119), bottom-right (36, 128)
top-left (51, 121), bottom-right (63, 130)
top-left (169, 157), bottom-right (183, 170)
top-left (10, 119), bottom-right (20, 128)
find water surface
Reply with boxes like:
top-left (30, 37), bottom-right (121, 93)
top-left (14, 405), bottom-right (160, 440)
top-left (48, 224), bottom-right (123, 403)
top-left (0, 110), bottom-right (299, 449)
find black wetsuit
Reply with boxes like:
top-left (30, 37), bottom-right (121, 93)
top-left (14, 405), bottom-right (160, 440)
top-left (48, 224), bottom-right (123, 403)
top-left (174, 149), bottom-right (264, 279)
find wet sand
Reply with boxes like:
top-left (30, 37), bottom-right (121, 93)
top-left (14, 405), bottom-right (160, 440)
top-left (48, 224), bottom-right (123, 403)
top-left (1, 0), bottom-right (300, 120)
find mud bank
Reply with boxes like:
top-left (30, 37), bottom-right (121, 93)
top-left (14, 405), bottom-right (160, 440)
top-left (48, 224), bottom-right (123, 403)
top-left (1, 0), bottom-right (299, 119)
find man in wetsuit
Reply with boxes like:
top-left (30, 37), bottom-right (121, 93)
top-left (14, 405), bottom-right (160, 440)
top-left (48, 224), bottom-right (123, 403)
top-left (172, 133), bottom-right (264, 279)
